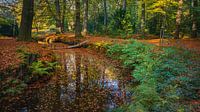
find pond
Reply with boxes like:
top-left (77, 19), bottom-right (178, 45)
top-left (1, 50), bottom-right (134, 112)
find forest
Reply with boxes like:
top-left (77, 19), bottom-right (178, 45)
top-left (0, 0), bottom-right (200, 112)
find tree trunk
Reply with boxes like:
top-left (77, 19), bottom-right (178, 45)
top-left (191, 0), bottom-right (198, 38)
top-left (175, 0), bottom-right (183, 39)
top-left (160, 15), bottom-right (165, 45)
top-left (82, 0), bottom-right (88, 36)
top-left (55, 0), bottom-right (62, 33)
top-left (93, 3), bottom-right (97, 33)
top-left (141, 0), bottom-right (145, 36)
top-left (45, 0), bottom-right (62, 33)
top-left (62, 0), bottom-right (67, 32)
top-left (122, 0), bottom-right (126, 12)
top-left (18, 0), bottom-right (34, 41)
top-left (103, 0), bottom-right (108, 33)
top-left (75, 0), bottom-right (82, 38)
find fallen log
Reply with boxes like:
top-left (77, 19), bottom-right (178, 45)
top-left (67, 40), bottom-right (89, 49)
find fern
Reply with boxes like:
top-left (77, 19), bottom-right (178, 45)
top-left (106, 40), bottom-right (200, 111)
top-left (30, 61), bottom-right (57, 76)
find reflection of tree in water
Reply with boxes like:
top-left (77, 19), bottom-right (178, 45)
top-left (75, 53), bottom-right (81, 109)
top-left (1, 52), bottom-right (132, 112)
top-left (58, 52), bottom-right (132, 111)
top-left (63, 53), bottom-right (131, 111)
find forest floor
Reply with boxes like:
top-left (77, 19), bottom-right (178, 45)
top-left (0, 38), bottom-right (54, 72)
top-left (44, 33), bottom-right (200, 53)
top-left (89, 35), bottom-right (200, 53)
top-left (0, 34), bottom-right (200, 111)
top-left (0, 33), bottom-right (200, 69)
top-left (1, 33), bottom-right (200, 71)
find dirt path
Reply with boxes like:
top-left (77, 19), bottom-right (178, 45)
top-left (86, 35), bottom-right (200, 53)
top-left (140, 39), bottom-right (200, 53)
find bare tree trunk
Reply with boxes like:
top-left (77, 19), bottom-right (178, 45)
top-left (103, 0), bottom-right (108, 33)
top-left (141, 0), bottom-right (145, 36)
top-left (75, 0), bottom-right (82, 38)
top-left (62, 0), bottom-right (67, 32)
top-left (191, 0), bottom-right (198, 38)
top-left (175, 0), bottom-right (183, 39)
top-left (18, 0), bottom-right (34, 41)
top-left (82, 0), bottom-right (88, 36)
top-left (55, 0), bottom-right (62, 33)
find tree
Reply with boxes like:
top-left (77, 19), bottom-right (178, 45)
top-left (103, 0), bottom-right (108, 33)
top-left (141, 0), bottom-right (146, 36)
top-left (175, 0), bottom-right (183, 39)
top-left (75, 0), bottom-right (82, 38)
top-left (18, 0), bottom-right (34, 41)
top-left (191, 0), bottom-right (198, 38)
top-left (82, 0), bottom-right (88, 36)
top-left (62, 0), bottom-right (67, 32)
top-left (45, 0), bottom-right (66, 33)
top-left (54, 0), bottom-right (62, 32)
top-left (90, 0), bottom-right (99, 33)
top-left (122, 0), bottom-right (127, 12)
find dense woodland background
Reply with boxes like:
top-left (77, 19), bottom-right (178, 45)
top-left (0, 0), bottom-right (200, 39)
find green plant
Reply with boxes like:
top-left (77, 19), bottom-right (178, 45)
top-left (93, 42), bottom-right (110, 51)
top-left (108, 9), bottom-right (134, 37)
top-left (30, 61), bottom-right (57, 76)
top-left (106, 40), bottom-right (200, 111)
top-left (1, 78), bottom-right (27, 97)
top-left (16, 46), bottom-right (31, 62)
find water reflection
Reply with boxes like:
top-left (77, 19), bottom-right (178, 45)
top-left (59, 52), bottom-right (132, 111)
top-left (1, 51), bottom-right (133, 112)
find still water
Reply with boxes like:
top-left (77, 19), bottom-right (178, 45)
top-left (1, 50), bottom-right (133, 112)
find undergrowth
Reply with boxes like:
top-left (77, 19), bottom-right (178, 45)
top-left (30, 61), bottom-right (57, 76)
top-left (106, 40), bottom-right (200, 112)
top-left (0, 46), bottom-right (58, 98)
